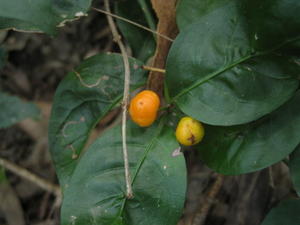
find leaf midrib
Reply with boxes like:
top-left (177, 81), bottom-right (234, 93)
top-left (172, 36), bottom-right (300, 101)
top-left (113, 119), bottom-right (166, 224)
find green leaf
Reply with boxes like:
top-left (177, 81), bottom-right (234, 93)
top-left (61, 120), bottom-right (186, 225)
top-left (176, 0), bottom-right (229, 30)
top-left (0, 92), bottom-right (40, 128)
top-left (48, 53), bottom-right (147, 188)
top-left (198, 90), bottom-right (300, 175)
top-left (241, 0), bottom-right (300, 51)
top-left (0, 0), bottom-right (92, 34)
top-left (261, 199), bottom-right (300, 225)
top-left (177, 0), bottom-right (300, 50)
top-left (115, 0), bottom-right (156, 62)
top-left (166, 0), bottom-right (300, 126)
top-left (289, 145), bottom-right (300, 197)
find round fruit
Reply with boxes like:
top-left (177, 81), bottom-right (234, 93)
top-left (175, 117), bottom-right (204, 146)
top-left (129, 90), bottom-right (160, 127)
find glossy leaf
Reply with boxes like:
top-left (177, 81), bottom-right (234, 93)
top-left (261, 199), bottom-right (300, 225)
top-left (0, 92), bottom-right (40, 128)
top-left (48, 53), bottom-right (147, 188)
top-left (166, 0), bottom-right (300, 126)
top-left (176, 0), bottom-right (229, 30)
top-left (0, 0), bottom-right (92, 34)
top-left (61, 120), bottom-right (186, 225)
top-left (115, 0), bottom-right (156, 62)
top-left (198, 91), bottom-right (300, 175)
top-left (177, 0), bottom-right (300, 50)
top-left (289, 145), bottom-right (300, 196)
top-left (241, 0), bottom-right (300, 50)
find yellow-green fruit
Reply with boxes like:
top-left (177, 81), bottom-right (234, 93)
top-left (175, 117), bottom-right (204, 146)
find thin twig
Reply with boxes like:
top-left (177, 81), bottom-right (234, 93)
top-left (142, 65), bottom-right (166, 73)
top-left (92, 7), bottom-right (174, 42)
top-left (192, 174), bottom-right (225, 225)
top-left (0, 157), bottom-right (61, 196)
top-left (137, 0), bottom-right (156, 33)
top-left (236, 171), bottom-right (260, 224)
top-left (103, 0), bottom-right (133, 199)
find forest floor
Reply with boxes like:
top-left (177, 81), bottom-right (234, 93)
top-left (0, 2), bottom-right (295, 225)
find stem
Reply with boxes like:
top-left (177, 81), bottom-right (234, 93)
top-left (92, 7), bottom-right (173, 42)
top-left (142, 65), bottom-right (166, 73)
top-left (192, 174), bottom-right (224, 225)
top-left (137, 0), bottom-right (156, 36)
top-left (158, 105), bottom-right (171, 112)
top-left (103, 0), bottom-right (133, 199)
top-left (0, 157), bottom-right (61, 196)
top-left (164, 77), bottom-right (171, 103)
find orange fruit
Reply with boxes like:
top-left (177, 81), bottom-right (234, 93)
top-left (129, 90), bottom-right (160, 127)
